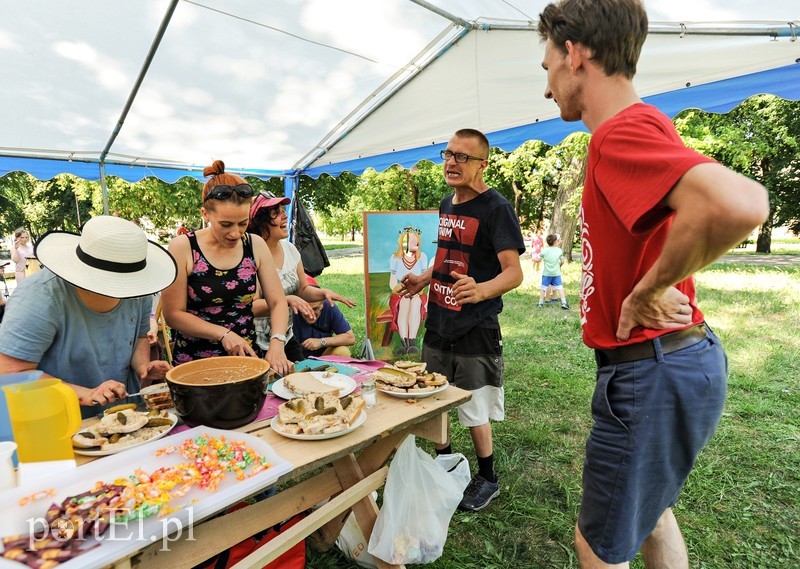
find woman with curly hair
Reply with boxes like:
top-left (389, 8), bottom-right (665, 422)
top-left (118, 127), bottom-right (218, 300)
top-left (248, 191), bottom-right (355, 361)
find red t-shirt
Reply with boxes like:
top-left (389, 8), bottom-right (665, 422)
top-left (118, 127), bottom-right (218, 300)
top-left (580, 103), bottom-right (714, 349)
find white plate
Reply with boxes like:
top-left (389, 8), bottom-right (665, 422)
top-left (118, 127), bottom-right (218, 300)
top-left (0, 427), bottom-right (292, 569)
top-left (270, 411), bottom-right (367, 440)
top-left (377, 381), bottom-right (450, 399)
top-left (73, 413), bottom-right (178, 456)
top-left (271, 372), bottom-right (357, 399)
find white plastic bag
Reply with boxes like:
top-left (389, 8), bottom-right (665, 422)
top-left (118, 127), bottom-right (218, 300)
top-left (368, 435), bottom-right (463, 565)
top-left (335, 493), bottom-right (380, 568)
top-left (435, 453), bottom-right (471, 493)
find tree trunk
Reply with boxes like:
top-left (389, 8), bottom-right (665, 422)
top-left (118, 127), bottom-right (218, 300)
top-left (548, 154), bottom-right (587, 263)
top-left (512, 181), bottom-right (523, 222)
top-left (756, 209), bottom-right (773, 253)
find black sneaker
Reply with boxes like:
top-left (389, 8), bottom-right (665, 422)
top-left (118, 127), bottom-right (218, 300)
top-left (561, 302), bottom-right (569, 310)
top-left (458, 474), bottom-right (500, 512)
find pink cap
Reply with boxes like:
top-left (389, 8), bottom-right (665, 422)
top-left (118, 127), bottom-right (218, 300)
top-left (249, 192), bottom-right (291, 220)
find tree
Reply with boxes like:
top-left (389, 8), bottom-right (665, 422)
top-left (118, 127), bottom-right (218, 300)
top-left (490, 141), bottom-right (551, 230)
top-left (0, 172), bottom-right (92, 239)
top-left (546, 137), bottom-right (588, 261)
top-left (675, 95), bottom-right (800, 252)
top-left (296, 173), bottom-right (358, 216)
top-left (318, 193), bottom-right (366, 240)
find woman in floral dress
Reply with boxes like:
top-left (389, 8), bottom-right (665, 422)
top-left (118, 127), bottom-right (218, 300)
top-left (161, 160), bottom-right (293, 377)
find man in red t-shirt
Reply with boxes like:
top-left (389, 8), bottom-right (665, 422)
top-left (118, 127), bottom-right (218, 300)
top-left (538, 1), bottom-right (768, 567)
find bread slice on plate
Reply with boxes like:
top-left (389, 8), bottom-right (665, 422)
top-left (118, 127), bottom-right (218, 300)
top-left (284, 372), bottom-right (341, 396)
top-left (337, 395), bottom-right (365, 425)
top-left (278, 397), bottom-right (313, 424)
top-left (371, 366), bottom-right (417, 388)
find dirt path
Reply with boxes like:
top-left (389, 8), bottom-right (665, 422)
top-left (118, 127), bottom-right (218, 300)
top-left (325, 248), bottom-right (799, 267)
top-left (717, 254), bottom-right (800, 267)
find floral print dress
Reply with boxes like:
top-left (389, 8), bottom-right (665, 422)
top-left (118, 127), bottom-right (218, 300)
top-left (172, 233), bottom-right (260, 364)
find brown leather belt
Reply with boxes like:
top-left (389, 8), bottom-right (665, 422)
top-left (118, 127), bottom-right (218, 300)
top-left (595, 323), bottom-right (709, 366)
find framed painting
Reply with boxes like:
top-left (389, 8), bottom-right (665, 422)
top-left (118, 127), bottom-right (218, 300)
top-left (363, 211), bottom-right (439, 361)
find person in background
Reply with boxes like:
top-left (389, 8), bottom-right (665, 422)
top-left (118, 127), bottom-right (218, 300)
top-left (530, 230), bottom-right (544, 274)
top-left (248, 191), bottom-right (355, 362)
top-left (10, 227), bottom-right (34, 286)
top-left (162, 160), bottom-right (293, 377)
top-left (0, 216), bottom-right (177, 417)
top-left (400, 128), bottom-right (525, 512)
top-left (537, 234), bottom-right (569, 309)
top-left (146, 293), bottom-right (163, 366)
top-left (292, 276), bottom-right (355, 359)
top-left (537, 1), bottom-right (769, 566)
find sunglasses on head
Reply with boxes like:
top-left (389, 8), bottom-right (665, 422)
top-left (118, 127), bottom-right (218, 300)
top-left (203, 183), bottom-right (254, 202)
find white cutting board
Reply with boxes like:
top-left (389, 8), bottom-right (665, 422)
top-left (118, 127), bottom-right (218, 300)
top-left (0, 427), bottom-right (292, 569)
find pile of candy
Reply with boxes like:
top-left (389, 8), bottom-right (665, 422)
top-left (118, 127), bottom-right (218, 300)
top-left (156, 433), bottom-right (271, 492)
top-left (2, 435), bottom-right (271, 567)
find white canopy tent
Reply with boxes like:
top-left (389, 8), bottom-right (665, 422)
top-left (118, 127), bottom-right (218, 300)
top-left (1, 1), bottom-right (798, 199)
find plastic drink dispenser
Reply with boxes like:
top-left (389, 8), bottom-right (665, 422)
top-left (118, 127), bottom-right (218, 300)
top-left (2, 378), bottom-right (81, 462)
top-left (0, 370), bottom-right (43, 465)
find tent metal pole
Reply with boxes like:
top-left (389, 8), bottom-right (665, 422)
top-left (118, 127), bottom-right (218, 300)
top-left (285, 175), bottom-right (298, 242)
top-left (100, 163), bottom-right (108, 216)
top-left (407, 0), bottom-right (469, 27)
top-left (97, 0), bottom-right (179, 214)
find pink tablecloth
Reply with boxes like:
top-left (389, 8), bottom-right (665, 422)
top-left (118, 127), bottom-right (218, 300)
top-left (172, 356), bottom-right (384, 433)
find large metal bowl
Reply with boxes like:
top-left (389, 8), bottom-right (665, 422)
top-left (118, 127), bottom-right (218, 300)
top-left (165, 356), bottom-right (270, 429)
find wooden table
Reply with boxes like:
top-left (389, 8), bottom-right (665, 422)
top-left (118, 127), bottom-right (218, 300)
top-left (79, 385), bottom-right (471, 569)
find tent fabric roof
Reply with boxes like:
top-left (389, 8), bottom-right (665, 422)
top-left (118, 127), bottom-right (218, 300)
top-left (1, 1), bottom-right (798, 183)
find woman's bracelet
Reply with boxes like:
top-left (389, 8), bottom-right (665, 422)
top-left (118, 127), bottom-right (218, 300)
top-left (218, 329), bottom-right (232, 343)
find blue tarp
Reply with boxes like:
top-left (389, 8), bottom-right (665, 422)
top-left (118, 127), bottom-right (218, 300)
top-left (2, 63), bottom-right (798, 183)
top-left (303, 62), bottom-right (800, 178)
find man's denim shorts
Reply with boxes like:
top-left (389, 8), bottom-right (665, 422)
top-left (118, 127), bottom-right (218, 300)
top-left (578, 327), bottom-right (727, 563)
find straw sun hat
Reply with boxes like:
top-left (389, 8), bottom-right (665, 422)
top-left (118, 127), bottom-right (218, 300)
top-left (34, 216), bottom-right (177, 298)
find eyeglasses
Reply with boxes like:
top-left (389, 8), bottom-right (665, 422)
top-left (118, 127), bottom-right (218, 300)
top-left (440, 150), bottom-right (487, 163)
top-left (203, 183), bottom-right (254, 202)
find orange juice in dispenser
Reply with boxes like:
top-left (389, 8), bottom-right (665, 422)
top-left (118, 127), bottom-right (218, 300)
top-left (2, 378), bottom-right (81, 463)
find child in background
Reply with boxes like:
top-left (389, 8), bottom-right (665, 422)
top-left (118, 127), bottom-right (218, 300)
top-left (538, 234), bottom-right (569, 310)
top-left (530, 231), bottom-right (544, 274)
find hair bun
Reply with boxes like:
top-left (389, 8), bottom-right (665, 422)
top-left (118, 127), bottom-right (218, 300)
top-left (203, 160), bottom-right (226, 178)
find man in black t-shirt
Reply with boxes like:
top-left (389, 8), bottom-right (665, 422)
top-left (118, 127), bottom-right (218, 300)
top-left (400, 128), bottom-right (525, 512)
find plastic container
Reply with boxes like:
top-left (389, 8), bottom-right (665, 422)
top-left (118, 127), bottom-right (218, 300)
top-left (3, 377), bottom-right (81, 462)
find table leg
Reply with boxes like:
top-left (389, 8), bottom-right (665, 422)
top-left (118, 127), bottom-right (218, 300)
top-left (135, 468), bottom-right (343, 568)
top-left (231, 467), bottom-right (389, 568)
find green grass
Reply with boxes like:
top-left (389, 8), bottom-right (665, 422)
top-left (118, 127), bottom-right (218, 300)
top-left (319, 235), bottom-right (363, 250)
top-left (307, 254), bottom-right (800, 568)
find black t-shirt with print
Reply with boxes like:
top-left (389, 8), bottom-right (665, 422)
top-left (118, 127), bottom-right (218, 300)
top-left (424, 189), bottom-right (524, 341)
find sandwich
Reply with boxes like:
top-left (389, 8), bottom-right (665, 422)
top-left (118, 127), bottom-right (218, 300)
top-left (371, 365), bottom-right (417, 388)
top-left (275, 392), bottom-right (366, 436)
top-left (372, 361), bottom-right (448, 394)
